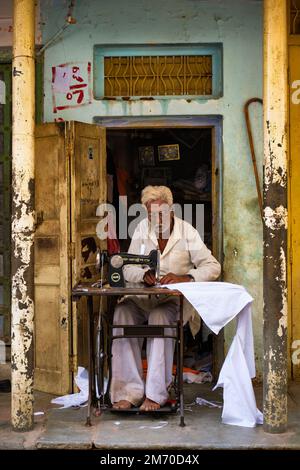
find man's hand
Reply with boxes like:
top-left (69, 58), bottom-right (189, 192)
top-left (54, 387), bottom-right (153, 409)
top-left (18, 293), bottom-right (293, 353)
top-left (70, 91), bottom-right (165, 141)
top-left (143, 270), bottom-right (157, 286)
top-left (160, 273), bottom-right (193, 284)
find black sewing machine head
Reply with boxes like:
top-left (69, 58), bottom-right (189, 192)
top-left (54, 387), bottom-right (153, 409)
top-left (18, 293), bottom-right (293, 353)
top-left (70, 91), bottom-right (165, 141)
top-left (108, 250), bottom-right (159, 287)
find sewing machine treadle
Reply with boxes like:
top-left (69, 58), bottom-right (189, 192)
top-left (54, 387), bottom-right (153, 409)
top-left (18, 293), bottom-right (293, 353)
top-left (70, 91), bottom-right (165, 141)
top-left (72, 282), bottom-right (185, 427)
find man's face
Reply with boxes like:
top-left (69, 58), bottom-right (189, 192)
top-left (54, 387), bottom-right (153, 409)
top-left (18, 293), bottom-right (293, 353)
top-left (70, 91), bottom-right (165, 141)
top-left (146, 199), bottom-right (173, 238)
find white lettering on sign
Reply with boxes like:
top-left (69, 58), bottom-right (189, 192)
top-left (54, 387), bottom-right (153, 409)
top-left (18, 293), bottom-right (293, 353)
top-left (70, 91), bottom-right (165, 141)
top-left (291, 80), bottom-right (300, 104)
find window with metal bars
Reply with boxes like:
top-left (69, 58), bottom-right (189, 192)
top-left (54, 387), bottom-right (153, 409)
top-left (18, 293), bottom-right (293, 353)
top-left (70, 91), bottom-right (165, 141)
top-left (104, 55), bottom-right (212, 97)
top-left (94, 44), bottom-right (222, 99)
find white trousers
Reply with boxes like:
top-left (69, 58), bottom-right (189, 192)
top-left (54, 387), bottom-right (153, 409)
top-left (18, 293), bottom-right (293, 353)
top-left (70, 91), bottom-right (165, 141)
top-left (110, 297), bottom-right (179, 406)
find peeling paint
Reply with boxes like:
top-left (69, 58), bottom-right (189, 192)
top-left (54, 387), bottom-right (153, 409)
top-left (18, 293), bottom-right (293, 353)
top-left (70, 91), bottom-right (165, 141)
top-left (265, 121), bottom-right (288, 190)
top-left (11, 0), bottom-right (35, 432)
top-left (277, 247), bottom-right (287, 338)
top-left (268, 348), bottom-right (275, 361)
top-left (264, 364), bottom-right (287, 427)
top-left (263, 0), bottom-right (288, 434)
top-left (264, 205), bottom-right (288, 231)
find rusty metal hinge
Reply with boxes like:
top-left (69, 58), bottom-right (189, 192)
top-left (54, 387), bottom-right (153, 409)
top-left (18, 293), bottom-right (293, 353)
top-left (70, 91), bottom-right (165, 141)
top-left (68, 242), bottom-right (76, 259)
top-left (69, 355), bottom-right (76, 373)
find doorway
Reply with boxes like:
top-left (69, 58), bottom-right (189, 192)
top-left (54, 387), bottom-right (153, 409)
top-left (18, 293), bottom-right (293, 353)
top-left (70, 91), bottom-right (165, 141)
top-left (32, 118), bottom-right (223, 393)
top-left (107, 127), bottom-right (213, 252)
top-left (289, 42), bottom-right (300, 380)
top-left (95, 115), bottom-right (223, 375)
top-left (0, 64), bottom-right (11, 351)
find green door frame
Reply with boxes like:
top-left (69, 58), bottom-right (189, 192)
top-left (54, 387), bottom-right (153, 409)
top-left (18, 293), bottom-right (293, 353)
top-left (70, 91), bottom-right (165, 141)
top-left (0, 63), bottom-right (12, 343)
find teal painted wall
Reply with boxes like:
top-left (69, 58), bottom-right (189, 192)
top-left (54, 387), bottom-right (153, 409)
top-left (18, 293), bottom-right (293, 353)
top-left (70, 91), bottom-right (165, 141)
top-left (41, 0), bottom-right (263, 377)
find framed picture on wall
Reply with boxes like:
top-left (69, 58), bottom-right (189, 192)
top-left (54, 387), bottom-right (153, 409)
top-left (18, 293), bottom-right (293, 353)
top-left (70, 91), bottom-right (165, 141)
top-left (158, 144), bottom-right (180, 161)
top-left (138, 146), bottom-right (155, 166)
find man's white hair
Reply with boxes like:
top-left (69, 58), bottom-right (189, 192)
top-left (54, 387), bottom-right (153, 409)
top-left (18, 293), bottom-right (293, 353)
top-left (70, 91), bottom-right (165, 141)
top-left (141, 185), bottom-right (173, 206)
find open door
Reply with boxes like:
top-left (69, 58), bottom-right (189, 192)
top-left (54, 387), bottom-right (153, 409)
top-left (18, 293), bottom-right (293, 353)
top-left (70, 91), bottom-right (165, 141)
top-left (69, 122), bottom-right (107, 374)
top-left (34, 122), bottom-right (106, 394)
top-left (34, 123), bottom-right (71, 394)
top-left (289, 45), bottom-right (300, 380)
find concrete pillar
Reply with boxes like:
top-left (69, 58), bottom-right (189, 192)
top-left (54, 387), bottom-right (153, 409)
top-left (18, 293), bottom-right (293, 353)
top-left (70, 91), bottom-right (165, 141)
top-left (263, 0), bottom-right (288, 433)
top-left (11, 0), bottom-right (35, 431)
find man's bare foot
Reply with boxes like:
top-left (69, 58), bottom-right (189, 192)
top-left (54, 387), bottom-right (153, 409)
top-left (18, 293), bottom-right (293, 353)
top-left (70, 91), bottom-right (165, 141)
top-left (112, 400), bottom-right (132, 410)
top-left (140, 398), bottom-right (160, 411)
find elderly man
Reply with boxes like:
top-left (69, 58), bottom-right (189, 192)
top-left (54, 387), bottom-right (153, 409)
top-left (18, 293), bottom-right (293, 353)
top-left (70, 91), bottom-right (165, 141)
top-left (111, 185), bottom-right (221, 411)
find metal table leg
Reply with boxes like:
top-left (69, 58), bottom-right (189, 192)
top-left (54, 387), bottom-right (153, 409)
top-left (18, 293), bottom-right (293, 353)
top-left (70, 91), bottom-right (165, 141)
top-left (83, 291), bottom-right (184, 425)
top-left (179, 295), bottom-right (185, 427)
top-left (86, 295), bottom-right (93, 426)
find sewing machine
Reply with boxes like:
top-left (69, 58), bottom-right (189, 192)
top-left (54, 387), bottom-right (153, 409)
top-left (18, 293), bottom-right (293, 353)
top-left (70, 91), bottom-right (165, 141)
top-left (108, 249), bottom-right (160, 287)
top-left (95, 248), bottom-right (160, 288)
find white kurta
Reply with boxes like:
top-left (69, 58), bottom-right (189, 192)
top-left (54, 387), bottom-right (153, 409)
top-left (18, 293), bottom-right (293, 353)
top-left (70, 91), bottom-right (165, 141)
top-left (110, 217), bottom-right (221, 406)
top-left (123, 216), bottom-right (221, 334)
top-left (124, 216), bottom-right (221, 284)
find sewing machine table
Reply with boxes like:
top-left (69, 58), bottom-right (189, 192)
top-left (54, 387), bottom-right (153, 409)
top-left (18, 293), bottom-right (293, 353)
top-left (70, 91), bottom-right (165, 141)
top-left (72, 282), bottom-right (185, 427)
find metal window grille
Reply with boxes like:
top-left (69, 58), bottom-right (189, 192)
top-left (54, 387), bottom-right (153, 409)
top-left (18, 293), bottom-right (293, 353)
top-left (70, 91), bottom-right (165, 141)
top-left (104, 55), bottom-right (212, 97)
top-left (290, 0), bottom-right (300, 34)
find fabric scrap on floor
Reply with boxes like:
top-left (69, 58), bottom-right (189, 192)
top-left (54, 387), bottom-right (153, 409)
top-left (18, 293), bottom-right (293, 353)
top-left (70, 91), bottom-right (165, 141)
top-left (51, 366), bottom-right (88, 409)
top-left (195, 397), bottom-right (222, 408)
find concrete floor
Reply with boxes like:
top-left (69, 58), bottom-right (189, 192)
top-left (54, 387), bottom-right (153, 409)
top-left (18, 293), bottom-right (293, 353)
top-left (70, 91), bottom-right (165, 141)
top-left (1, 365), bottom-right (300, 450)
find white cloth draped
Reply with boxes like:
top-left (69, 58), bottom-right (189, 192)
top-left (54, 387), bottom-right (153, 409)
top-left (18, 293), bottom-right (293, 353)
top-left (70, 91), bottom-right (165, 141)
top-left (162, 281), bottom-right (263, 428)
top-left (51, 367), bottom-right (88, 408)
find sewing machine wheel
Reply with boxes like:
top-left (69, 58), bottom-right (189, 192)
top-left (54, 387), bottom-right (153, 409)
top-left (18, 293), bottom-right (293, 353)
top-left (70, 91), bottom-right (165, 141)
top-left (95, 314), bottom-right (108, 401)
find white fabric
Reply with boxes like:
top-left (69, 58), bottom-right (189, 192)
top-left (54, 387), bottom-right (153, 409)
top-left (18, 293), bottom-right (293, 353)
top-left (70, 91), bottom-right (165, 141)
top-left (195, 397), bottom-right (222, 409)
top-left (51, 367), bottom-right (88, 408)
top-left (123, 216), bottom-right (221, 334)
top-left (183, 371), bottom-right (213, 384)
top-left (110, 298), bottom-right (179, 406)
top-left (163, 281), bottom-right (263, 428)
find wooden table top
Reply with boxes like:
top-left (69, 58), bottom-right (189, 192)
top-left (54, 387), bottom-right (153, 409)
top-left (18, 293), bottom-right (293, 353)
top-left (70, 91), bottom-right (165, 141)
top-left (72, 282), bottom-right (182, 297)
